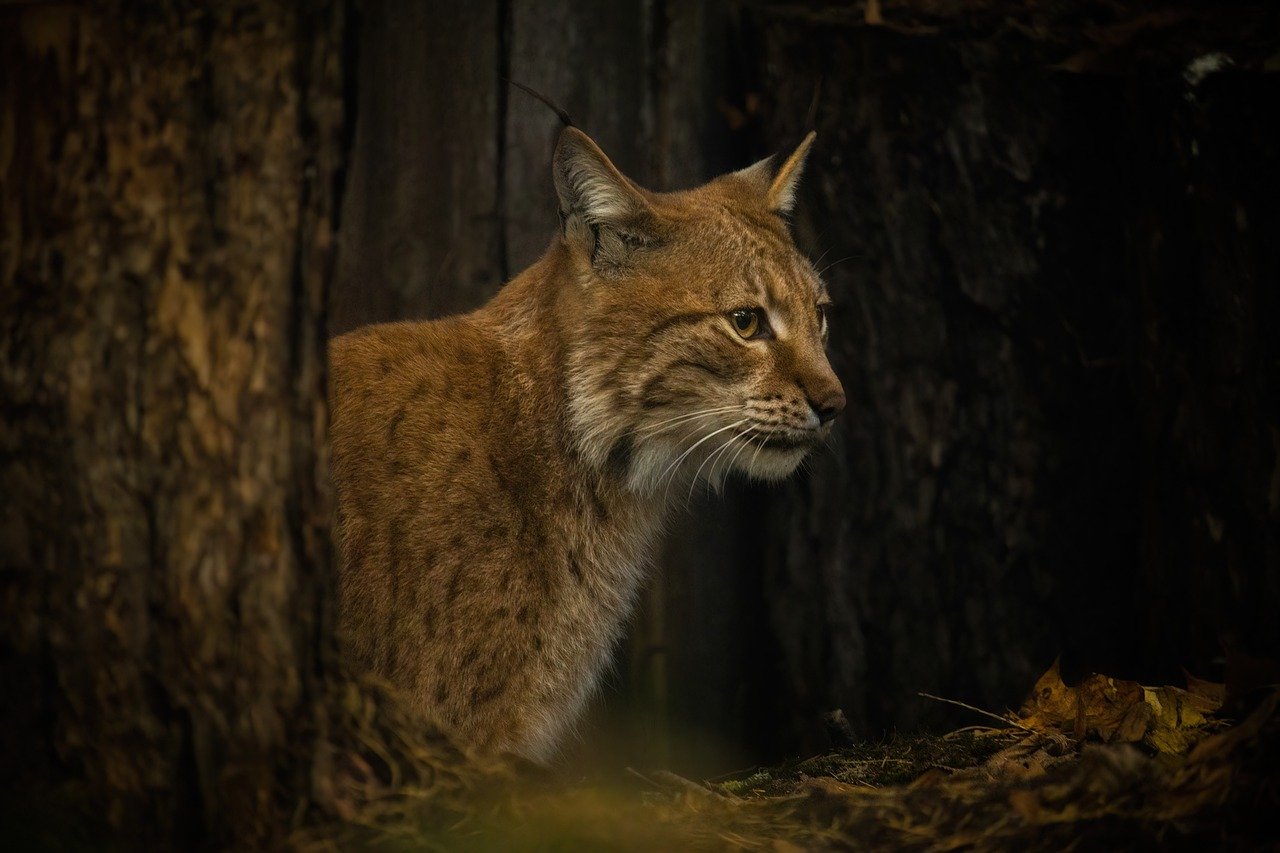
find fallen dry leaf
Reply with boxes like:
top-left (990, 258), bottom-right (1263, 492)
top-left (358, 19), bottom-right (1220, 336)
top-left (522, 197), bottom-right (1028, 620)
top-left (1019, 661), bottom-right (1226, 755)
top-left (1075, 673), bottom-right (1151, 742)
top-left (1144, 686), bottom-right (1212, 754)
top-left (1019, 658), bottom-right (1076, 725)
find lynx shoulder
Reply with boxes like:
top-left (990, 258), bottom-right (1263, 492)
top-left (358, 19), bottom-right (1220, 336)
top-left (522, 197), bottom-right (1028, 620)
top-left (329, 126), bottom-right (844, 761)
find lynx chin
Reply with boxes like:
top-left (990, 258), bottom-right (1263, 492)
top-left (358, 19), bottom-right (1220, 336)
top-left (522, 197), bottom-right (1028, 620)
top-left (329, 125), bottom-right (844, 761)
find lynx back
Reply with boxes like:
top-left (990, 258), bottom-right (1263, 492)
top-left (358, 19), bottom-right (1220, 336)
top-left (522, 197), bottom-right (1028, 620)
top-left (329, 126), bottom-right (844, 761)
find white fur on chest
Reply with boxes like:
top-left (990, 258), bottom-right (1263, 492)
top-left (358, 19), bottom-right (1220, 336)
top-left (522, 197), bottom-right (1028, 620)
top-left (516, 513), bottom-right (662, 762)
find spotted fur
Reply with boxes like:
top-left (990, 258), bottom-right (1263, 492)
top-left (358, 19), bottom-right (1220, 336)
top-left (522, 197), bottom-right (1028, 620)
top-left (330, 126), bottom-right (844, 761)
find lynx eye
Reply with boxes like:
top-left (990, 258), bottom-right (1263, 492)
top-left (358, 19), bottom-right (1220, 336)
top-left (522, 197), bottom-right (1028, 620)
top-left (729, 308), bottom-right (765, 339)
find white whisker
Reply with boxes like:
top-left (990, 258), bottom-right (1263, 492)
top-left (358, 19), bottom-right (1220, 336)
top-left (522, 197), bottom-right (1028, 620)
top-left (722, 425), bottom-right (759, 481)
top-left (748, 429), bottom-right (772, 472)
top-left (637, 405), bottom-right (741, 437)
top-left (573, 403), bottom-right (744, 469)
top-left (687, 429), bottom-right (743, 504)
top-left (817, 254), bottom-right (858, 277)
top-left (664, 411), bottom-right (733, 454)
top-left (657, 418), bottom-right (750, 501)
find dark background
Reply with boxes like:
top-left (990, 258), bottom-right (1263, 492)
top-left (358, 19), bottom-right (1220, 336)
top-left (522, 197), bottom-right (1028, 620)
top-left (2, 1), bottom-right (1278, 843)
top-left (328, 1), bottom-right (1280, 775)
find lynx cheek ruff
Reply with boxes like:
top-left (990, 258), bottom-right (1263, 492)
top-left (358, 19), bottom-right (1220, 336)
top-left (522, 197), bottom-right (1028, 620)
top-left (330, 127), bottom-right (841, 761)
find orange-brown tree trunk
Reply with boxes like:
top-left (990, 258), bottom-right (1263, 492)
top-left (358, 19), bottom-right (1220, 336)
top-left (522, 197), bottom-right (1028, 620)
top-left (1, 1), bottom-right (342, 844)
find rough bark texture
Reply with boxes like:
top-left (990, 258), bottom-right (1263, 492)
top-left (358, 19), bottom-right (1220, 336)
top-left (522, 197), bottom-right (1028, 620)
top-left (0, 1), bottom-right (342, 844)
top-left (750, 7), bottom-right (1280, 756)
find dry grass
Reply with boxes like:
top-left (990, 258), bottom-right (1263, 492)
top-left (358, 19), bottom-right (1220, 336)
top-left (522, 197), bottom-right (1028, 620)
top-left (294, 683), bottom-right (1279, 851)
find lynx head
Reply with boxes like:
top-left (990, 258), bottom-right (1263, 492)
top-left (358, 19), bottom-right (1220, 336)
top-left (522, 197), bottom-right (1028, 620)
top-left (554, 126), bottom-right (844, 496)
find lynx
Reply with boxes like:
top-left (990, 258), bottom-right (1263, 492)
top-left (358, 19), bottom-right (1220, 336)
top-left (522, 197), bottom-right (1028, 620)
top-left (329, 126), bottom-right (844, 761)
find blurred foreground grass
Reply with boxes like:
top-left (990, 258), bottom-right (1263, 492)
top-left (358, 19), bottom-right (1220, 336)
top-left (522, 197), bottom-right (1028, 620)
top-left (297, 669), bottom-right (1279, 851)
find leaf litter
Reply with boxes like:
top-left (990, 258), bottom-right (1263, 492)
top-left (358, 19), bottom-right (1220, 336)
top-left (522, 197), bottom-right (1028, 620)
top-left (295, 665), bottom-right (1280, 851)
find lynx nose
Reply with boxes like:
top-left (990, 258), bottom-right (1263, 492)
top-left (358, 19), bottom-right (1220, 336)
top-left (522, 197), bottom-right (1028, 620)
top-left (811, 388), bottom-right (846, 424)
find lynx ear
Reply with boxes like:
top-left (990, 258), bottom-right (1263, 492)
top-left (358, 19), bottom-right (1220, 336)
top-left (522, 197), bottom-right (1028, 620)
top-left (553, 127), bottom-right (652, 268)
top-left (735, 131), bottom-right (817, 215)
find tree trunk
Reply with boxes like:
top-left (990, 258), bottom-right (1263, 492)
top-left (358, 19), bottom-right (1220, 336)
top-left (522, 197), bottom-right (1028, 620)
top-left (0, 1), bottom-right (342, 844)
top-left (749, 7), bottom-right (1280, 757)
top-left (329, 0), bottom-right (504, 333)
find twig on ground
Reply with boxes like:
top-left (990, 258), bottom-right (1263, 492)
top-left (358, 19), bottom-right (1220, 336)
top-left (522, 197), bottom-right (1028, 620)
top-left (917, 692), bottom-right (1033, 733)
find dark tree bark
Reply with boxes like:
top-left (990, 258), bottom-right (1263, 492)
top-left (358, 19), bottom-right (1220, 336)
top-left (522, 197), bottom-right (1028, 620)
top-left (1, 1), bottom-right (343, 844)
top-left (322, 0), bottom-right (1279, 776)
top-left (748, 7), bottom-right (1280, 756)
top-left (330, 0), bottom-right (504, 332)
top-left (330, 0), bottom-right (662, 336)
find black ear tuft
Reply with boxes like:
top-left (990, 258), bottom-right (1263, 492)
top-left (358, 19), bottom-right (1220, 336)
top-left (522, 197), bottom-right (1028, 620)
top-left (552, 128), bottom-right (655, 270)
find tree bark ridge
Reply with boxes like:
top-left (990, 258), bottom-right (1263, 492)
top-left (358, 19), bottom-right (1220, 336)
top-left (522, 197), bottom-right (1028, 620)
top-left (1, 1), bottom-right (343, 843)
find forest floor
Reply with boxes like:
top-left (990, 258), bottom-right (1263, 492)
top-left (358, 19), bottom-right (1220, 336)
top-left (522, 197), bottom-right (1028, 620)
top-left (302, 667), bottom-right (1279, 851)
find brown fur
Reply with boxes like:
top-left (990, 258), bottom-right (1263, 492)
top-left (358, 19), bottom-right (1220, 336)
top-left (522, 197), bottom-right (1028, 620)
top-left (329, 127), bottom-right (844, 760)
